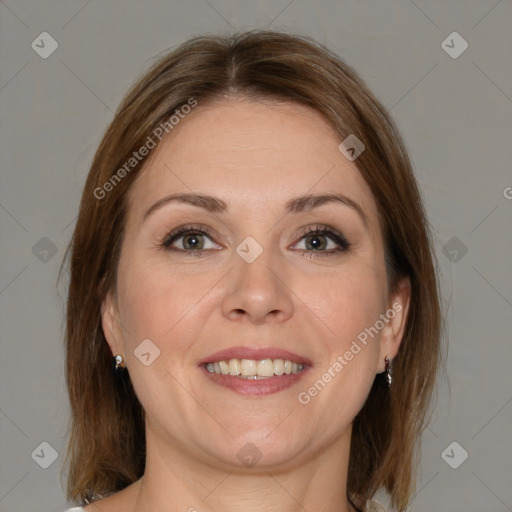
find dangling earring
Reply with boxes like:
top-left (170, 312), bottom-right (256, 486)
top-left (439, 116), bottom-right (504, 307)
top-left (385, 356), bottom-right (392, 387)
top-left (113, 354), bottom-right (124, 372)
top-left (112, 354), bottom-right (128, 390)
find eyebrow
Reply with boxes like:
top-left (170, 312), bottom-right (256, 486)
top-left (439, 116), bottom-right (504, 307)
top-left (143, 192), bottom-right (368, 226)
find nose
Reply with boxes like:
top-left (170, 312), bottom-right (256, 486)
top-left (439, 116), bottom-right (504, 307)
top-left (221, 246), bottom-right (294, 325)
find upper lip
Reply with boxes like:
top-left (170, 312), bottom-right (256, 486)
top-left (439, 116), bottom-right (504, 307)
top-left (199, 346), bottom-right (312, 366)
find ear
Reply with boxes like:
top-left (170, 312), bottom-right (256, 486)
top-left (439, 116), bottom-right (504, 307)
top-left (378, 277), bottom-right (411, 372)
top-left (101, 290), bottom-right (123, 360)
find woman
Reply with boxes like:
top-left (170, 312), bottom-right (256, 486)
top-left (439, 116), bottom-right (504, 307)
top-left (62, 30), bottom-right (441, 512)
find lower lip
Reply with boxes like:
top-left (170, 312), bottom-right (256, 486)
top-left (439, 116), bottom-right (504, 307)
top-left (200, 365), bottom-right (311, 396)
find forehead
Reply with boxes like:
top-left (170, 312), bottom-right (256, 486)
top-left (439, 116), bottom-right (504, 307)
top-left (126, 98), bottom-right (379, 227)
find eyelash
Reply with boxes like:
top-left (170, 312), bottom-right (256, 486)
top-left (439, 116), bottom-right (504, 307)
top-left (161, 224), bottom-right (351, 258)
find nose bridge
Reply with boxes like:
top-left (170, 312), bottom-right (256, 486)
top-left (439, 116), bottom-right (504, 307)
top-left (221, 234), bottom-right (293, 323)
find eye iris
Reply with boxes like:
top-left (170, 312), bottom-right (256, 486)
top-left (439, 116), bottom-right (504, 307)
top-left (306, 234), bottom-right (326, 250)
top-left (183, 233), bottom-right (203, 250)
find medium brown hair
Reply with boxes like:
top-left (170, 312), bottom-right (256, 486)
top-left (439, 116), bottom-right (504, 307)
top-left (61, 30), bottom-right (441, 511)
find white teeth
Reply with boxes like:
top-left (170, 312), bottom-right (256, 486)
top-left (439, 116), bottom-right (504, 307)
top-left (229, 359), bottom-right (241, 376)
top-left (273, 358), bottom-right (284, 375)
top-left (219, 360), bottom-right (230, 375)
top-left (241, 359), bottom-right (257, 376)
top-left (257, 359), bottom-right (274, 377)
top-left (205, 358), bottom-right (305, 378)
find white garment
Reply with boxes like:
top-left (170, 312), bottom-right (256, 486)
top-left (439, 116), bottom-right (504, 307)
top-left (65, 499), bottom-right (387, 511)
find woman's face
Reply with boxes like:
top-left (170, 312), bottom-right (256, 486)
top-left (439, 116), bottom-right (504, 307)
top-left (102, 97), bottom-right (409, 471)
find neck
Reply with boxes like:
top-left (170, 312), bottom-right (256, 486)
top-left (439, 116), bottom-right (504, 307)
top-left (128, 427), bottom-right (355, 512)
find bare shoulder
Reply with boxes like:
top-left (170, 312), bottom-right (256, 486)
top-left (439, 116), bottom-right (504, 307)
top-left (81, 495), bottom-right (124, 511)
top-left (80, 479), bottom-right (141, 511)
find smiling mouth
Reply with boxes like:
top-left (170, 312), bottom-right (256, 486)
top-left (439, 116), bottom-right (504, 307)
top-left (203, 358), bottom-right (306, 379)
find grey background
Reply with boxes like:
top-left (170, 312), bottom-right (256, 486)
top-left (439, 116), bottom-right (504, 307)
top-left (1, 1), bottom-right (511, 511)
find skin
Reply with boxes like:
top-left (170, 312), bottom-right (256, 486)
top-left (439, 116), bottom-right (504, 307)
top-left (95, 97), bottom-right (410, 512)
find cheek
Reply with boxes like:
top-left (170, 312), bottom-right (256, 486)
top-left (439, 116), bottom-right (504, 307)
top-left (113, 259), bottom-right (216, 424)
top-left (292, 263), bottom-right (385, 413)
top-left (116, 256), bottom-right (214, 341)
top-left (297, 262), bottom-right (386, 346)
